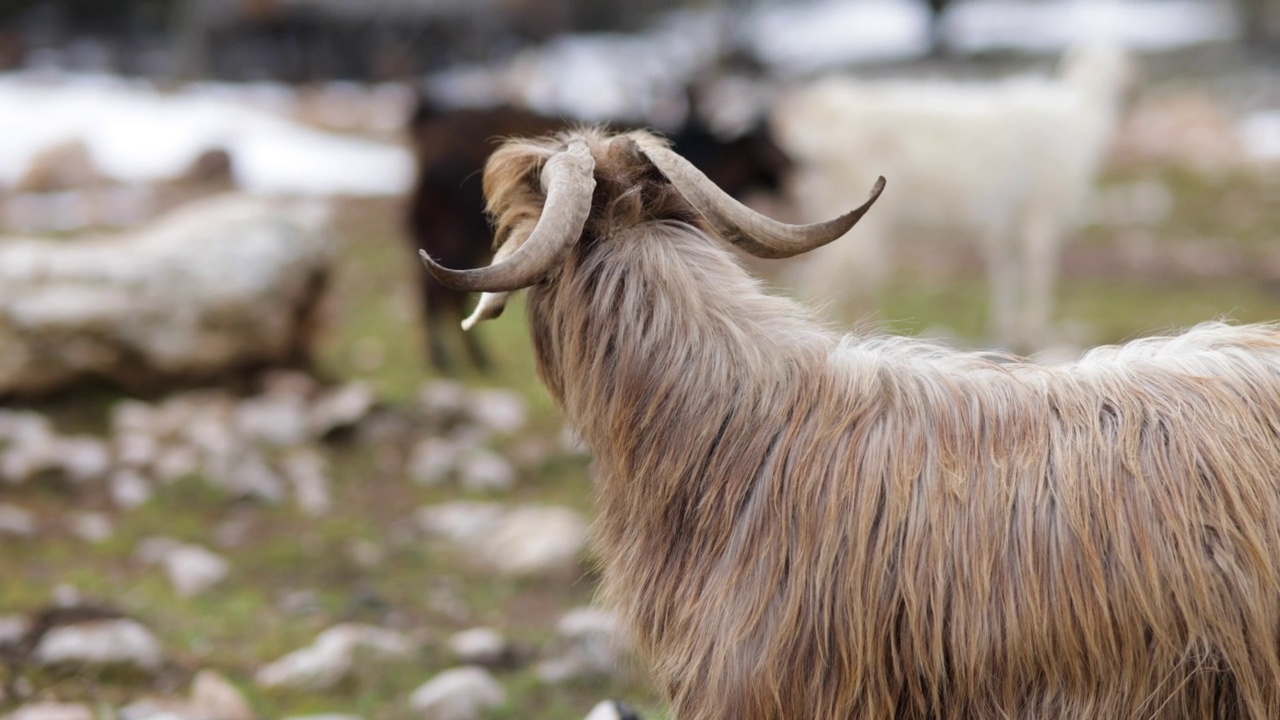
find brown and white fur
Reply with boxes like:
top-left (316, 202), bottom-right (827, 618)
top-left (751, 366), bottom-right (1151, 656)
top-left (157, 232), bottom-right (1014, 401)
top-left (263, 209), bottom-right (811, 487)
top-left (420, 127), bottom-right (1280, 720)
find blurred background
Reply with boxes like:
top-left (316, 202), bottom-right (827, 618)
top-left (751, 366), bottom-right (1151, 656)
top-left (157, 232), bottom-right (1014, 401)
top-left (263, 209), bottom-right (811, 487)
top-left (0, 1), bottom-right (1278, 720)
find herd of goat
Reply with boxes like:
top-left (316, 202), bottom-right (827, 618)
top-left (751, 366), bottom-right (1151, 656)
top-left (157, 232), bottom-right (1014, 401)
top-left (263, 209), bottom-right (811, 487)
top-left (407, 45), bottom-right (1280, 719)
top-left (405, 44), bottom-right (1135, 369)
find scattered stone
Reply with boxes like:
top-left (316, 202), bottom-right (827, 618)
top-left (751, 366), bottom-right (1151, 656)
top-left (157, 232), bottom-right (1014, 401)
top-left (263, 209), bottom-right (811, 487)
top-left (0, 418), bottom-right (60, 484)
top-left (0, 702), bottom-right (96, 720)
top-left (67, 511), bottom-right (114, 543)
top-left (309, 381), bottom-right (377, 439)
top-left (467, 390), bottom-right (526, 435)
top-left (418, 380), bottom-right (470, 422)
top-left (456, 449), bottom-right (516, 493)
top-left (137, 538), bottom-right (230, 597)
top-left (53, 436), bottom-right (111, 482)
top-left (408, 666), bottom-right (506, 720)
top-left (114, 432), bottom-right (160, 470)
top-left (480, 505), bottom-right (587, 576)
top-left (447, 627), bottom-right (511, 667)
top-left (0, 195), bottom-right (336, 397)
top-left (259, 370), bottom-right (320, 400)
top-left (189, 669), bottom-right (256, 720)
top-left (583, 700), bottom-right (641, 720)
top-left (120, 669), bottom-right (254, 720)
top-left (235, 393), bottom-right (309, 447)
top-left (416, 502), bottom-right (505, 545)
top-left (50, 584), bottom-right (82, 608)
top-left (110, 468), bottom-right (154, 509)
top-left (281, 447), bottom-right (331, 516)
top-left (153, 444), bottom-right (202, 484)
top-left (418, 503), bottom-right (588, 576)
top-left (0, 504), bottom-right (38, 538)
top-left (32, 618), bottom-right (163, 671)
top-left (0, 614), bottom-right (30, 646)
top-left (110, 399), bottom-right (156, 436)
top-left (256, 624), bottom-right (415, 691)
top-left (211, 449), bottom-right (285, 503)
top-left (136, 536), bottom-right (183, 565)
top-left (537, 607), bottom-right (628, 684)
top-left (407, 437), bottom-right (460, 486)
top-left (164, 544), bottom-right (231, 598)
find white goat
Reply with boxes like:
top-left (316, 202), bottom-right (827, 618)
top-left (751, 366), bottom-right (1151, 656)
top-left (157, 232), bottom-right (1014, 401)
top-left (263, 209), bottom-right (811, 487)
top-left (774, 44), bottom-right (1133, 352)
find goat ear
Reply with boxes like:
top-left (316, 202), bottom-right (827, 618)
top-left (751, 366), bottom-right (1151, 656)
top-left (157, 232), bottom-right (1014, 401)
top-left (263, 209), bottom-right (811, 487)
top-left (462, 291), bottom-right (510, 330)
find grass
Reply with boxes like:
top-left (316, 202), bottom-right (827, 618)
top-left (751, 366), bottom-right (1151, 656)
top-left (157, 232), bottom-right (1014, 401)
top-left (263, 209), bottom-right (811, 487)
top-left (3, 165), bottom-right (1279, 720)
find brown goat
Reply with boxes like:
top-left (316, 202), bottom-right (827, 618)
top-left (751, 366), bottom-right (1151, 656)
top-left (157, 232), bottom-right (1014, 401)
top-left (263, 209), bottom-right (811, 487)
top-left (419, 128), bottom-right (1280, 719)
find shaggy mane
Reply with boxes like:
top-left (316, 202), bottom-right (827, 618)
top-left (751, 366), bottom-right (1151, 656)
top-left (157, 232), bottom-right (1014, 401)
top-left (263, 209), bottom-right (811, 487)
top-left (484, 129), bottom-right (1280, 720)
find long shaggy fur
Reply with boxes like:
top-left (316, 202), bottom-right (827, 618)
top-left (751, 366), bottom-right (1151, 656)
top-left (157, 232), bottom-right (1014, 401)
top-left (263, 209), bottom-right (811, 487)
top-left (485, 128), bottom-right (1280, 719)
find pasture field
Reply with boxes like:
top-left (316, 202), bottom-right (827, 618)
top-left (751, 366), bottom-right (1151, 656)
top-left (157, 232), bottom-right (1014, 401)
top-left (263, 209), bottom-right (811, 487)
top-left (2, 161), bottom-right (1278, 720)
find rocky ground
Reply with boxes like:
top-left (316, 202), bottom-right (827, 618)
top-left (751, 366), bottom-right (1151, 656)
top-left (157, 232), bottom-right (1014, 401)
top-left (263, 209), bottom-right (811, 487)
top-left (1, 53), bottom-right (1279, 720)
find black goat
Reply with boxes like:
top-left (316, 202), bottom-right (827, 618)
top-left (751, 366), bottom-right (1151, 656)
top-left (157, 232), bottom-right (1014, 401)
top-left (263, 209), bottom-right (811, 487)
top-left (404, 95), bottom-right (791, 372)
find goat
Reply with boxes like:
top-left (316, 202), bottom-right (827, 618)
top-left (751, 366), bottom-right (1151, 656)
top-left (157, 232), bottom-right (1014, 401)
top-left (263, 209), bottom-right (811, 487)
top-left (419, 127), bottom-right (1280, 720)
top-left (774, 44), bottom-right (1133, 353)
top-left (404, 95), bottom-right (790, 372)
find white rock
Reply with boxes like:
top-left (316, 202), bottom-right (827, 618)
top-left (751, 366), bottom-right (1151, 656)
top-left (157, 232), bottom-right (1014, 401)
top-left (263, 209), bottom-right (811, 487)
top-left (538, 608), bottom-right (628, 684)
top-left (164, 544), bottom-right (231, 598)
top-left (583, 700), bottom-right (637, 720)
top-left (120, 669), bottom-right (255, 720)
top-left (282, 716), bottom-right (364, 720)
top-left (67, 511), bottom-right (114, 543)
top-left (308, 381), bottom-right (377, 438)
top-left (418, 380), bottom-right (470, 421)
top-left (0, 504), bottom-right (38, 538)
top-left (408, 666), bottom-right (506, 720)
top-left (255, 624), bottom-right (414, 691)
top-left (0, 416), bottom-right (60, 484)
top-left (0, 614), bottom-right (30, 645)
top-left (235, 393), bottom-right (309, 447)
top-left (447, 627), bottom-right (510, 667)
top-left (136, 536), bottom-right (183, 565)
top-left (281, 447), bottom-right (331, 516)
top-left (416, 502), bottom-right (505, 544)
top-left (480, 505), bottom-right (587, 576)
top-left (110, 399), bottom-right (157, 436)
top-left (467, 390), bottom-right (526, 435)
top-left (407, 436), bottom-right (460, 486)
top-left (1, 702), bottom-right (95, 720)
top-left (115, 432), bottom-right (160, 469)
top-left (153, 444), bottom-right (203, 484)
top-left (53, 436), bottom-right (111, 482)
top-left (51, 584), bottom-right (82, 608)
top-left (32, 618), bottom-right (162, 671)
top-left (259, 370), bottom-right (320, 399)
top-left (457, 449), bottom-right (516, 493)
top-left (211, 449), bottom-right (285, 503)
top-left (0, 410), bottom-right (53, 444)
top-left (0, 195), bottom-right (336, 396)
top-left (189, 669), bottom-right (256, 720)
top-left (110, 468), bottom-right (153, 509)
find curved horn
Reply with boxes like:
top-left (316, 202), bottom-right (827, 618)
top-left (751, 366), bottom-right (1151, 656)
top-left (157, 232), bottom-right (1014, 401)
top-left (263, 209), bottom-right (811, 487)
top-left (418, 139), bottom-right (597, 293)
top-left (634, 135), bottom-right (884, 259)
